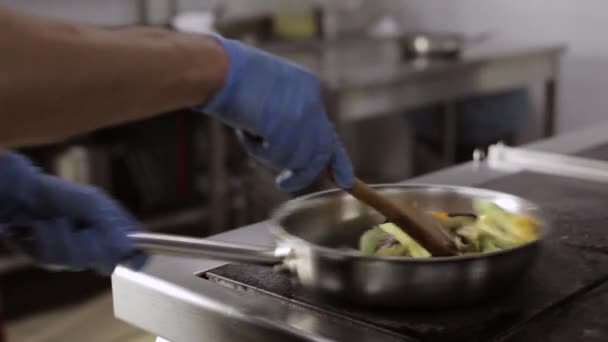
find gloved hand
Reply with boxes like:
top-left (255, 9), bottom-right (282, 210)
top-left (0, 152), bottom-right (147, 275)
top-left (196, 35), bottom-right (354, 192)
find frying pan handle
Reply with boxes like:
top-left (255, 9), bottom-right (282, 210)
top-left (129, 232), bottom-right (285, 265)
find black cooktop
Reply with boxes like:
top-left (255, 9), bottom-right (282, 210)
top-left (204, 144), bottom-right (608, 342)
top-left (576, 142), bottom-right (608, 161)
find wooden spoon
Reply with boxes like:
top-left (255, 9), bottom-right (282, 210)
top-left (323, 171), bottom-right (459, 256)
top-left (238, 132), bottom-right (457, 255)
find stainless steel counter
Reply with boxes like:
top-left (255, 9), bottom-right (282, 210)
top-left (112, 122), bottom-right (608, 342)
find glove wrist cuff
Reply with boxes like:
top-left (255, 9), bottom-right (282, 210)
top-left (194, 34), bottom-right (244, 116)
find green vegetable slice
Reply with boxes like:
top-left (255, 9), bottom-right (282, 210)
top-left (474, 199), bottom-right (539, 245)
top-left (358, 200), bottom-right (540, 257)
top-left (378, 223), bottom-right (431, 258)
top-left (359, 226), bottom-right (384, 256)
top-left (375, 244), bottom-right (408, 257)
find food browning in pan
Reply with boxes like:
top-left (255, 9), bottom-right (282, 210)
top-left (359, 199), bottom-right (540, 257)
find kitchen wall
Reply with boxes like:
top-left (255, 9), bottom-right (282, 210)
top-left (387, 0), bottom-right (608, 134)
top-left (2, 0), bottom-right (606, 134)
top-left (3, 0), bottom-right (606, 132)
top-left (0, 0), bottom-right (146, 25)
top-left (0, 0), bottom-right (315, 25)
top-left (0, 0), bottom-right (382, 32)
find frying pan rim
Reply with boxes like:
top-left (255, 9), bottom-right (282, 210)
top-left (269, 183), bottom-right (548, 263)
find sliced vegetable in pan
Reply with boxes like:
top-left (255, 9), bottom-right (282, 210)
top-left (359, 199), bottom-right (540, 257)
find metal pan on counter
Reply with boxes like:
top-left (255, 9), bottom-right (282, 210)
top-left (399, 31), bottom-right (492, 60)
top-left (131, 184), bottom-right (546, 309)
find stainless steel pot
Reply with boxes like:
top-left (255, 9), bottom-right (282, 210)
top-left (131, 184), bottom-right (546, 309)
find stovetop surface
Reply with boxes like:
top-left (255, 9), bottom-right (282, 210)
top-left (205, 144), bottom-right (608, 342)
top-left (575, 142), bottom-right (608, 160)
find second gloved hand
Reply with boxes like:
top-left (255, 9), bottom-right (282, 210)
top-left (0, 152), bottom-right (147, 275)
top-left (196, 35), bottom-right (354, 192)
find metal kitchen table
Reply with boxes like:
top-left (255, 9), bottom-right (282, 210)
top-left (266, 39), bottom-right (565, 137)
top-left (113, 121), bottom-right (608, 342)
top-left (315, 41), bottom-right (565, 164)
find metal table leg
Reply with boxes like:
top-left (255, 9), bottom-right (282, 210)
top-left (208, 119), bottom-right (228, 234)
top-left (324, 90), bottom-right (349, 151)
top-left (442, 102), bottom-right (457, 165)
top-left (544, 79), bottom-right (558, 137)
top-left (136, 0), bottom-right (149, 24)
top-left (323, 89), bottom-right (354, 186)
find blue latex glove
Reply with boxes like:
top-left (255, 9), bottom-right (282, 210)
top-left (0, 152), bottom-right (147, 275)
top-left (196, 35), bottom-right (354, 192)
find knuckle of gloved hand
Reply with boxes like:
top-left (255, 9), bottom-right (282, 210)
top-left (295, 66), bottom-right (319, 86)
top-left (303, 153), bottom-right (330, 181)
top-left (56, 182), bottom-right (104, 210)
top-left (83, 184), bottom-right (111, 201)
top-left (307, 79), bottom-right (321, 95)
top-left (316, 130), bottom-right (336, 156)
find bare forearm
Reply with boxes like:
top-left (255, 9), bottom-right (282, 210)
top-left (0, 7), bottom-right (227, 147)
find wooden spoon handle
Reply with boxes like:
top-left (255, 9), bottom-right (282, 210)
top-left (348, 178), bottom-right (458, 256)
top-left (322, 170), bottom-right (458, 256)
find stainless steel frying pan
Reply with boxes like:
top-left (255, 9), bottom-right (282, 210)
top-left (131, 184), bottom-right (546, 309)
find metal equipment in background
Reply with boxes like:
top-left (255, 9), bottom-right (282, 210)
top-left (482, 142), bottom-right (608, 183)
top-left (399, 31), bottom-right (493, 60)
